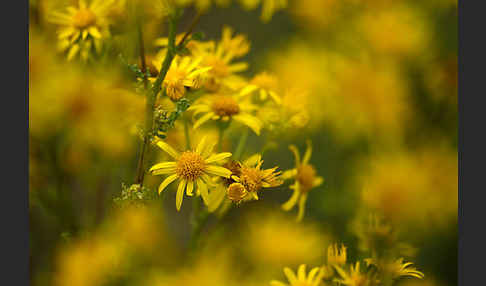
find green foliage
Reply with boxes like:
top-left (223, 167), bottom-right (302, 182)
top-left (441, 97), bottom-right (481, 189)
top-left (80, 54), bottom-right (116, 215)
top-left (113, 183), bottom-right (158, 208)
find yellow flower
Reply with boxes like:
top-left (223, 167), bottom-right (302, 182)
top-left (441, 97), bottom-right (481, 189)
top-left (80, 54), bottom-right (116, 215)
top-left (194, 27), bottom-right (250, 92)
top-left (239, 0), bottom-right (288, 22)
top-left (270, 264), bottom-right (323, 286)
top-left (233, 154), bottom-right (283, 201)
top-left (48, 0), bottom-right (115, 60)
top-left (365, 258), bottom-right (424, 280)
top-left (334, 262), bottom-right (371, 286)
top-left (240, 71), bottom-right (282, 104)
top-left (281, 140), bottom-right (324, 221)
top-left (327, 243), bottom-right (347, 266)
top-left (149, 136), bottom-right (232, 211)
top-left (188, 94), bottom-right (263, 135)
top-left (151, 56), bottom-right (211, 101)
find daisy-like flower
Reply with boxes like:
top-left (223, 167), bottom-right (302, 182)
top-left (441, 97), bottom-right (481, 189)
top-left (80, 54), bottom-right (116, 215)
top-left (193, 27), bottom-right (250, 92)
top-left (365, 258), bottom-right (424, 280)
top-left (239, 0), bottom-right (287, 22)
top-left (188, 94), bottom-right (263, 135)
top-left (151, 56), bottom-right (212, 101)
top-left (231, 154), bottom-right (283, 201)
top-left (334, 262), bottom-right (372, 286)
top-left (48, 0), bottom-right (115, 60)
top-left (281, 140), bottom-right (324, 221)
top-left (270, 264), bottom-right (323, 286)
top-left (240, 71), bottom-right (282, 104)
top-left (149, 136), bottom-right (232, 211)
top-left (328, 243), bottom-right (347, 266)
top-left (207, 154), bottom-right (282, 210)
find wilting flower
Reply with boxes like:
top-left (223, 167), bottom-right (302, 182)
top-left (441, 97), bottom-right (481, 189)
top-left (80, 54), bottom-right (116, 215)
top-left (151, 56), bottom-right (211, 101)
top-left (188, 94), bottom-right (263, 135)
top-left (270, 264), bottom-right (323, 286)
top-left (149, 136), bottom-right (232, 211)
top-left (281, 140), bottom-right (324, 221)
top-left (48, 0), bottom-right (116, 60)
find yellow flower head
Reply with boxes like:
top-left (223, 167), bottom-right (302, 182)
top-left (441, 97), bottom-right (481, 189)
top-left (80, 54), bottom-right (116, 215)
top-left (193, 27), bottom-right (250, 92)
top-left (149, 136), bottom-right (232, 211)
top-left (240, 71), bottom-right (282, 104)
top-left (188, 94), bottom-right (263, 135)
top-left (328, 243), bottom-right (347, 266)
top-left (151, 56), bottom-right (211, 101)
top-left (48, 0), bottom-right (115, 60)
top-left (270, 264), bottom-right (323, 286)
top-left (281, 140), bottom-right (324, 221)
top-left (365, 258), bottom-right (424, 280)
top-left (334, 262), bottom-right (372, 286)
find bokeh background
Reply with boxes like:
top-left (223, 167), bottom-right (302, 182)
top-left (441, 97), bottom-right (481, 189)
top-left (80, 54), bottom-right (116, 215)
top-left (29, 0), bottom-right (457, 285)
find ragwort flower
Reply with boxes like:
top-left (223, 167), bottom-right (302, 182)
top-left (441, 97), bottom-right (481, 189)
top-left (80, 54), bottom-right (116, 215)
top-left (149, 136), bottom-right (232, 211)
top-left (281, 140), bottom-right (324, 221)
top-left (48, 0), bottom-right (115, 60)
top-left (151, 56), bottom-right (211, 101)
top-left (270, 264), bottom-right (323, 286)
top-left (188, 94), bottom-right (263, 135)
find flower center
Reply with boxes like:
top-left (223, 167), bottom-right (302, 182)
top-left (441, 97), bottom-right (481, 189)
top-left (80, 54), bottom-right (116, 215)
top-left (211, 96), bottom-right (240, 117)
top-left (73, 9), bottom-right (97, 29)
top-left (239, 167), bottom-right (263, 193)
top-left (251, 72), bottom-right (278, 90)
top-left (296, 164), bottom-right (316, 192)
top-left (227, 183), bottom-right (247, 202)
top-left (176, 151), bottom-right (206, 181)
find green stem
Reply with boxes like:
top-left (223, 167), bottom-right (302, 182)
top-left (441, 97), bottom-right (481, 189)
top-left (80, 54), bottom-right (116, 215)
top-left (184, 118), bottom-right (191, 149)
top-left (135, 15), bottom-right (179, 186)
top-left (234, 128), bottom-right (249, 160)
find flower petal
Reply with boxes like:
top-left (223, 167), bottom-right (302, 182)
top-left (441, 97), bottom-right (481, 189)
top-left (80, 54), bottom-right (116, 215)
top-left (233, 114), bottom-right (262, 135)
top-left (282, 188), bottom-right (300, 211)
top-left (197, 178), bottom-right (209, 205)
top-left (297, 192), bottom-right (308, 222)
top-left (156, 140), bottom-right (180, 159)
top-left (289, 144), bottom-right (301, 166)
top-left (302, 140), bottom-right (312, 165)
top-left (158, 174), bottom-right (178, 194)
top-left (150, 162), bottom-right (177, 172)
top-left (284, 268), bottom-right (298, 284)
top-left (205, 152), bottom-right (232, 163)
top-left (176, 180), bottom-right (186, 211)
top-left (186, 180), bottom-right (194, 196)
top-left (193, 112), bottom-right (215, 129)
top-left (298, 264), bottom-right (307, 281)
top-left (205, 165), bottom-right (232, 178)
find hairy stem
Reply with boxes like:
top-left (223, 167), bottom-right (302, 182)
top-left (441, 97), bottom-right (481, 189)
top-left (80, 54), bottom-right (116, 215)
top-left (135, 15), bottom-right (179, 186)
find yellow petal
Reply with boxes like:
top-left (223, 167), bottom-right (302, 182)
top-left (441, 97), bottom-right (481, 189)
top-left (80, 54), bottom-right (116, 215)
top-left (205, 152), bottom-right (232, 163)
top-left (158, 174), bottom-right (178, 194)
top-left (239, 84), bottom-right (258, 96)
top-left (284, 268), bottom-right (298, 284)
top-left (297, 193), bottom-right (308, 222)
top-left (197, 178), bottom-right (209, 205)
top-left (205, 165), bottom-right (232, 178)
top-left (233, 114), bottom-right (262, 135)
top-left (243, 154), bottom-right (261, 167)
top-left (193, 112), bottom-right (215, 129)
top-left (88, 27), bottom-right (102, 39)
top-left (196, 136), bottom-right (208, 155)
top-left (289, 145), bottom-right (301, 166)
top-left (207, 184), bottom-right (226, 212)
top-left (302, 140), bottom-right (312, 165)
top-left (67, 44), bottom-right (80, 61)
top-left (282, 188), bottom-right (300, 211)
top-left (156, 141), bottom-right (180, 159)
top-left (313, 176), bottom-right (324, 188)
top-left (186, 180), bottom-right (194, 196)
top-left (176, 180), bottom-right (186, 211)
top-left (298, 264), bottom-right (307, 281)
top-left (150, 162), bottom-right (177, 172)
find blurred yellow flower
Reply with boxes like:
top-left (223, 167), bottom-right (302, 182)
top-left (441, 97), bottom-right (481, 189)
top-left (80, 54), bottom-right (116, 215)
top-left (149, 136), bottom-right (232, 211)
top-left (270, 264), bottom-right (323, 286)
top-left (365, 258), bottom-right (424, 280)
top-left (281, 141), bottom-right (324, 221)
top-left (240, 71), bottom-right (281, 104)
top-left (239, 0), bottom-right (287, 22)
top-left (151, 56), bottom-right (211, 101)
top-left (188, 94), bottom-right (263, 135)
top-left (48, 0), bottom-right (115, 60)
top-left (327, 243), bottom-right (347, 266)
